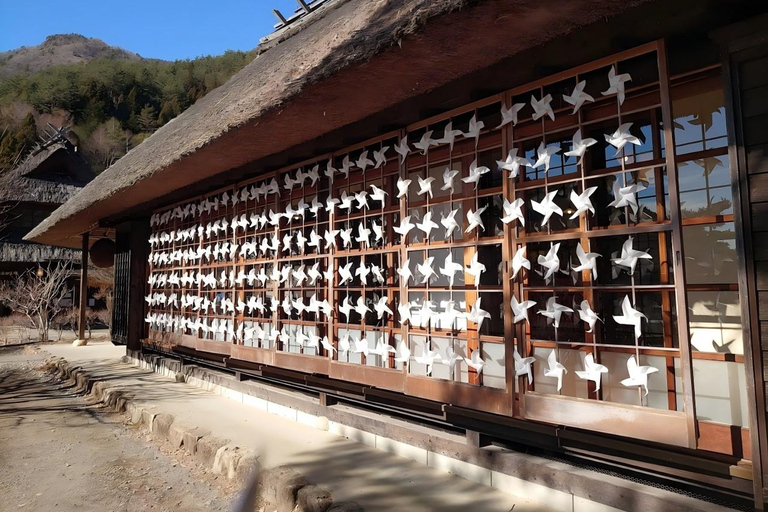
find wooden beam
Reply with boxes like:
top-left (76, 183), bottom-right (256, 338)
top-left (272, 9), bottom-right (287, 25)
top-left (78, 232), bottom-right (89, 340)
top-left (296, 0), bottom-right (311, 14)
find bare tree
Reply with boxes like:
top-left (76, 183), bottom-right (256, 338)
top-left (0, 262), bottom-right (72, 342)
top-left (0, 202), bottom-right (20, 238)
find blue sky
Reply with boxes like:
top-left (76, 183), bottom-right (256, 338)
top-left (0, 0), bottom-right (302, 60)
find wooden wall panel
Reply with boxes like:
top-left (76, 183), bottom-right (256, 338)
top-left (747, 143), bottom-right (768, 174)
top-left (750, 173), bottom-right (768, 203)
top-left (723, 26), bottom-right (768, 505)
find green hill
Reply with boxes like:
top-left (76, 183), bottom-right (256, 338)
top-left (0, 35), bottom-right (257, 173)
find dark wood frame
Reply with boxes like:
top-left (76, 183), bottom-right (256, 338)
top-left (143, 39), bottom-right (759, 453)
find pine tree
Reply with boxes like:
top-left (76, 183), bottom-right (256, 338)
top-left (136, 104), bottom-right (157, 133)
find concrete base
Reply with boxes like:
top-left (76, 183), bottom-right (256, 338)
top-left (37, 342), bottom-right (738, 512)
top-left (122, 350), bottom-right (734, 512)
top-left (71, 338), bottom-right (88, 347)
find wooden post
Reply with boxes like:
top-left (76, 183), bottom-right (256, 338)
top-left (78, 232), bottom-right (89, 341)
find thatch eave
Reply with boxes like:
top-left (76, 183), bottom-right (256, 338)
top-left (0, 142), bottom-right (93, 205)
top-left (26, 0), bottom-right (651, 249)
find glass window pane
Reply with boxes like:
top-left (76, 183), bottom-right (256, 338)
top-left (688, 291), bottom-right (743, 355)
top-left (672, 78), bottom-right (728, 155)
top-left (482, 343), bottom-right (506, 389)
top-left (678, 157), bottom-right (733, 219)
top-left (682, 222), bottom-right (738, 284)
top-left (594, 291), bottom-right (674, 347)
top-left (688, 359), bottom-right (749, 426)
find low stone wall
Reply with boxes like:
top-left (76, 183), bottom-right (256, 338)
top-left (40, 355), bottom-right (360, 512)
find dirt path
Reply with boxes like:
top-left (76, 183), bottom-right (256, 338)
top-left (0, 348), bottom-right (237, 512)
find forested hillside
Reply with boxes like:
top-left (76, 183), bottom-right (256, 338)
top-left (0, 35), bottom-right (257, 173)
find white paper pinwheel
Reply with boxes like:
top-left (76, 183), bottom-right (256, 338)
top-left (415, 345), bottom-right (442, 375)
top-left (613, 295), bottom-right (647, 339)
top-left (438, 121), bottom-right (463, 151)
top-left (417, 176), bottom-right (435, 199)
top-left (544, 351), bottom-right (567, 392)
top-left (463, 114), bottom-right (484, 144)
top-left (577, 300), bottom-right (602, 333)
top-left (339, 191), bottom-right (354, 212)
top-left (324, 228), bottom-right (339, 249)
top-left (356, 150), bottom-right (374, 171)
top-left (439, 300), bottom-right (463, 329)
top-left (602, 66), bottom-right (631, 106)
top-left (338, 262), bottom-right (354, 285)
top-left (325, 196), bottom-right (340, 213)
top-left (396, 177), bottom-right (411, 199)
top-left (369, 184), bottom-right (387, 207)
top-left (354, 296), bottom-right (370, 318)
top-left (465, 252), bottom-right (486, 285)
top-left (466, 297), bottom-right (491, 331)
top-left (612, 237), bottom-right (652, 274)
top-left (462, 159), bottom-right (490, 190)
top-left (572, 244), bottom-right (600, 280)
top-left (498, 101), bottom-right (526, 128)
top-left (355, 262), bottom-right (370, 285)
top-left (340, 155), bottom-right (353, 178)
top-left (605, 123), bottom-right (641, 154)
top-left (394, 342), bottom-right (411, 365)
top-left (568, 186), bottom-right (597, 219)
top-left (339, 295), bottom-right (354, 323)
top-left (620, 356), bottom-right (658, 396)
top-left (373, 146), bottom-right (389, 168)
top-left (564, 129), bottom-right (597, 165)
top-left (538, 296), bottom-right (573, 329)
top-left (510, 295), bottom-right (536, 324)
top-left (442, 346), bottom-right (464, 372)
top-left (563, 80), bottom-right (595, 114)
top-left (339, 227), bottom-right (353, 248)
top-left (511, 246), bottom-right (531, 280)
top-left (575, 354), bottom-right (608, 392)
top-left (497, 148), bottom-right (531, 179)
top-left (396, 259), bottom-right (413, 284)
top-left (464, 205), bottom-right (487, 233)
top-left (537, 243), bottom-right (561, 281)
top-left (531, 94), bottom-right (555, 121)
top-left (531, 191), bottom-right (563, 226)
top-left (514, 348), bottom-right (535, 383)
top-left (466, 349), bottom-right (485, 374)
top-left (502, 198), bottom-right (525, 225)
top-left (373, 296), bottom-right (393, 319)
top-left (441, 167), bottom-right (460, 193)
top-left (371, 340), bottom-right (396, 359)
top-left (372, 221), bottom-right (384, 244)
top-left (393, 215), bottom-right (416, 237)
top-left (439, 252), bottom-right (464, 285)
top-left (355, 222), bottom-right (371, 248)
top-left (394, 137), bottom-right (410, 163)
top-left (398, 301), bottom-right (414, 325)
top-left (308, 230), bottom-right (322, 253)
top-left (532, 141), bottom-right (561, 174)
top-left (414, 130), bottom-right (437, 155)
top-left (416, 256), bottom-right (436, 284)
top-left (354, 190), bottom-right (369, 210)
top-left (352, 337), bottom-right (369, 357)
top-left (319, 336), bottom-right (336, 354)
top-left (440, 209), bottom-right (460, 238)
top-left (608, 180), bottom-right (646, 214)
top-left (416, 211), bottom-right (439, 239)
top-left (338, 332), bottom-right (352, 355)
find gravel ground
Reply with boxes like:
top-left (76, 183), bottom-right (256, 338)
top-left (0, 345), bottom-right (238, 512)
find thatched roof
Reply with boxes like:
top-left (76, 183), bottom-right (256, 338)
top-left (0, 141), bottom-right (93, 204)
top-left (0, 242), bottom-right (79, 263)
top-left (28, 0), bottom-right (649, 248)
